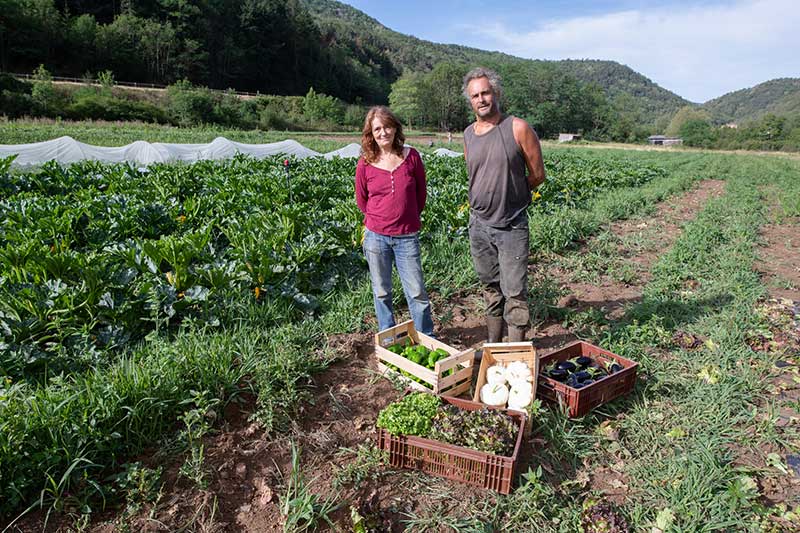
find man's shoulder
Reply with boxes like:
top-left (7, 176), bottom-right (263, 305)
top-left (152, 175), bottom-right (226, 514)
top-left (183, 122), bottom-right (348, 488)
top-left (463, 123), bottom-right (475, 135)
top-left (511, 116), bottom-right (536, 139)
top-left (510, 115), bottom-right (530, 128)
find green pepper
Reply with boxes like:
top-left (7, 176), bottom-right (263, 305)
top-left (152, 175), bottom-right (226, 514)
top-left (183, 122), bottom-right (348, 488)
top-left (434, 348), bottom-right (449, 360)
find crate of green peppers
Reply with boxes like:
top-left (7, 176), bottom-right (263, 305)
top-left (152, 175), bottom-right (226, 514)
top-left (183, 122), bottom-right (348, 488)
top-left (375, 320), bottom-right (476, 396)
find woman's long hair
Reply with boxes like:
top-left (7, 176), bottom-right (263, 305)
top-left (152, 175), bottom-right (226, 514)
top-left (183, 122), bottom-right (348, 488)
top-left (361, 106), bottom-right (406, 164)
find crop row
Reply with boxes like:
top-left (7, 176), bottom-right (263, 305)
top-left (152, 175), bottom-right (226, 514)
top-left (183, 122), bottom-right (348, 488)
top-left (0, 152), bottom-right (663, 381)
top-left (0, 151), bottom-right (664, 386)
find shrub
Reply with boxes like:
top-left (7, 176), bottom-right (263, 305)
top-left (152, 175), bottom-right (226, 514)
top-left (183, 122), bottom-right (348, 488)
top-left (0, 90), bottom-right (34, 118)
top-left (212, 90), bottom-right (246, 128)
top-left (303, 87), bottom-right (344, 124)
top-left (167, 80), bottom-right (217, 126)
top-left (31, 65), bottom-right (65, 116)
top-left (343, 104), bottom-right (366, 128)
top-left (67, 94), bottom-right (169, 123)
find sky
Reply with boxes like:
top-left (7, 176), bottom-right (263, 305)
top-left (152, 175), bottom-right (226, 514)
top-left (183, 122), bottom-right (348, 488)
top-left (338, 0), bottom-right (800, 103)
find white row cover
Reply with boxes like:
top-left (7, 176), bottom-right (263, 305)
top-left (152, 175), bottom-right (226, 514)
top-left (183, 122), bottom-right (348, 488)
top-left (0, 136), bottom-right (461, 168)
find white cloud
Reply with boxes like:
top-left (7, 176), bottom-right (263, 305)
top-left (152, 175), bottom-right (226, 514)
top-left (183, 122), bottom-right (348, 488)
top-left (461, 0), bottom-right (800, 102)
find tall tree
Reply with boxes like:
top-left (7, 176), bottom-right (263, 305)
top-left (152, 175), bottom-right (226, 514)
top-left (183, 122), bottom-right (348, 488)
top-left (421, 62), bottom-right (469, 132)
top-left (389, 72), bottom-right (424, 129)
top-left (666, 106), bottom-right (711, 137)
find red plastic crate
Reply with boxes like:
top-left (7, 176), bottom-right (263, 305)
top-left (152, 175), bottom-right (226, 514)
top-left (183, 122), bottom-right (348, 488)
top-left (537, 341), bottom-right (638, 417)
top-left (375, 395), bottom-right (526, 494)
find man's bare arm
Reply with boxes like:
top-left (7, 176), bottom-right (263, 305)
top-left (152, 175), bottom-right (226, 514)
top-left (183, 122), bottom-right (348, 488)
top-left (512, 117), bottom-right (546, 189)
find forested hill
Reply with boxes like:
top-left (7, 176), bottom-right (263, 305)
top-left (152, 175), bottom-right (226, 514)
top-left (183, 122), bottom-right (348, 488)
top-left (702, 78), bottom-right (800, 124)
top-left (300, 0), bottom-right (690, 121)
top-left (557, 60), bottom-right (690, 121)
top-left (2, 0), bottom-right (690, 124)
top-left (2, 0), bottom-right (393, 103)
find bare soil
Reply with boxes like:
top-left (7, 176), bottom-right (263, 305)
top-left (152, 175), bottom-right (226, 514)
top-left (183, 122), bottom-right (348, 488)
top-left (755, 215), bottom-right (800, 301)
top-left (20, 178), bottom-right (800, 533)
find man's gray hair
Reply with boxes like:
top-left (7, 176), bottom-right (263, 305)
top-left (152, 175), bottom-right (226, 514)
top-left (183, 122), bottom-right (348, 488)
top-left (462, 67), bottom-right (503, 103)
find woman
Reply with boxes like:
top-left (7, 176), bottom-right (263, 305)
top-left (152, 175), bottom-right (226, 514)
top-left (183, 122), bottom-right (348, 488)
top-left (355, 106), bottom-right (434, 335)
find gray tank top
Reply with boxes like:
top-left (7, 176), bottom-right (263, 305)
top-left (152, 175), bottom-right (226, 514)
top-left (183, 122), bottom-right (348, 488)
top-left (464, 114), bottom-right (530, 227)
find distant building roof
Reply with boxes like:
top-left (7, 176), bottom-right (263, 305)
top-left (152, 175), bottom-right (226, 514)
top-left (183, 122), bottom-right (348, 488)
top-left (558, 133), bottom-right (582, 143)
top-left (648, 135), bottom-right (682, 145)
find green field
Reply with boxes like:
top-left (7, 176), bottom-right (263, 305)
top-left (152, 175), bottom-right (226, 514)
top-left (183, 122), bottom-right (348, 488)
top-left (1, 123), bottom-right (799, 531)
top-left (0, 119), bottom-right (357, 153)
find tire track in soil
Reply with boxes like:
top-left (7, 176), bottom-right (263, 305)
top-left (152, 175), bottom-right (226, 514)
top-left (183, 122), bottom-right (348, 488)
top-left (25, 181), bottom-right (728, 533)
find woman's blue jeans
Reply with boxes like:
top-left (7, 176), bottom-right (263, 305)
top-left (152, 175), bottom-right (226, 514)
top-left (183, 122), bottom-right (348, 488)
top-left (363, 229), bottom-right (434, 335)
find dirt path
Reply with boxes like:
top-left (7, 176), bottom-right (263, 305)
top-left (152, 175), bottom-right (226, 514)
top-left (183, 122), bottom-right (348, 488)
top-left (11, 180), bottom-right (731, 532)
top-left (755, 208), bottom-right (800, 302)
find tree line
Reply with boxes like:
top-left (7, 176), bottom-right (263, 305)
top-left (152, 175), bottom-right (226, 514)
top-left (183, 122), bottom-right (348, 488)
top-left (1, 0), bottom-right (390, 103)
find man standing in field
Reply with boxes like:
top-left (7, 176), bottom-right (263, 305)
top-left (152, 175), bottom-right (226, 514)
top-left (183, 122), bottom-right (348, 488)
top-left (462, 67), bottom-right (546, 342)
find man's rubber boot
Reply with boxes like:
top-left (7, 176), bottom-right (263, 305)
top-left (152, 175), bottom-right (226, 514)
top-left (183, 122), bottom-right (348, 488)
top-left (487, 316), bottom-right (505, 343)
top-left (508, 326), bottom-right (527, 342)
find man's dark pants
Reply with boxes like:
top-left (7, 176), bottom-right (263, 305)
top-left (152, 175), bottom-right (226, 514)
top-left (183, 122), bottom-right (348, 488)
top-left (468, 211), bottom-right (530, 330)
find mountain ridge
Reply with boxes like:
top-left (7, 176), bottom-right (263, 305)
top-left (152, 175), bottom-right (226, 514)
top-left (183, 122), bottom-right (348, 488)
top-left (301, 0), bottom-right (690, 123)
top-left (702, 78), bottom-right (800, 124)
top-left (301, 0), bottom-right (798, 126)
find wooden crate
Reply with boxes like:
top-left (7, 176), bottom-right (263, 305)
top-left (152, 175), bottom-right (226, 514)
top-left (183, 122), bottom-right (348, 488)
top-left (375, 320), bottom-right (475, 396)
top-left (472, 342), bottom-right (538, 434)
top-left (537, 341), bottom-right (638, 418)
top-left (376, 395), bottom-right (526, 494)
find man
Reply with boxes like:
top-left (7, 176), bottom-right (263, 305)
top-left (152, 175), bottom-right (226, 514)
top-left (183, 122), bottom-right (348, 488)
top-left (462, 67), bottom-right (546, 342)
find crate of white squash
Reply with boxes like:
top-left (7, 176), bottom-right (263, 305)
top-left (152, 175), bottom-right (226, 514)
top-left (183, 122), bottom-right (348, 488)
top-left (472, 342), bottom-right (539, 432)
top-left (375, 320), bottom-right (476, 396)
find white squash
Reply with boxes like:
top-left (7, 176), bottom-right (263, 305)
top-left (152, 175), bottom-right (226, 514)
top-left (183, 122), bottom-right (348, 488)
top-left (486, 364), bottom-right (507, 385)
top-left (508, 381), bottom-right (534, 410)
top-left (480, 382), bottom-right (509, 407)
top-left (504, 361), bottom-right (533, 384)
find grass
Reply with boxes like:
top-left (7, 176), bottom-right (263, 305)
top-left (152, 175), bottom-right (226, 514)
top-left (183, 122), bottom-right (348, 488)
top-left (499, 153), bottom-right (800, 531)
top-left (279, 442), bottom-right (339, 533)
top-left (0, 118), bottom-right (353, 153)
top-left (0, 118), bottom-right (448, 154)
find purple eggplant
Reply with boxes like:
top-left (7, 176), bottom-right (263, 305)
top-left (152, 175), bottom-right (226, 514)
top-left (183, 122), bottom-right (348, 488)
top-left (557, 360), bottom-right (577, 372)
top-left (573, 370), bottom-right (591, 382)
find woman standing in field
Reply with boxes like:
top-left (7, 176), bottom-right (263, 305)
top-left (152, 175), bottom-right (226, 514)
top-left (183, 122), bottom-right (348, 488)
top-left (355, 106), bottom-right (434, 335)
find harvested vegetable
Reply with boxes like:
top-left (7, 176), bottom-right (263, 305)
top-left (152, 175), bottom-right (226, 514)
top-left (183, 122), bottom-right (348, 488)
top-left (376, 392), bottom-right (440, 436)
top-left (504, 361), bottom-right (533, 384)
top-left (480, 382), bottom-right (509, 407)
top-left (486, 364), bottom-right (507, 385)
top-left (508, 381), bottom-right (533, 410)
top-left (429, 405), bottom-right (518, 456)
